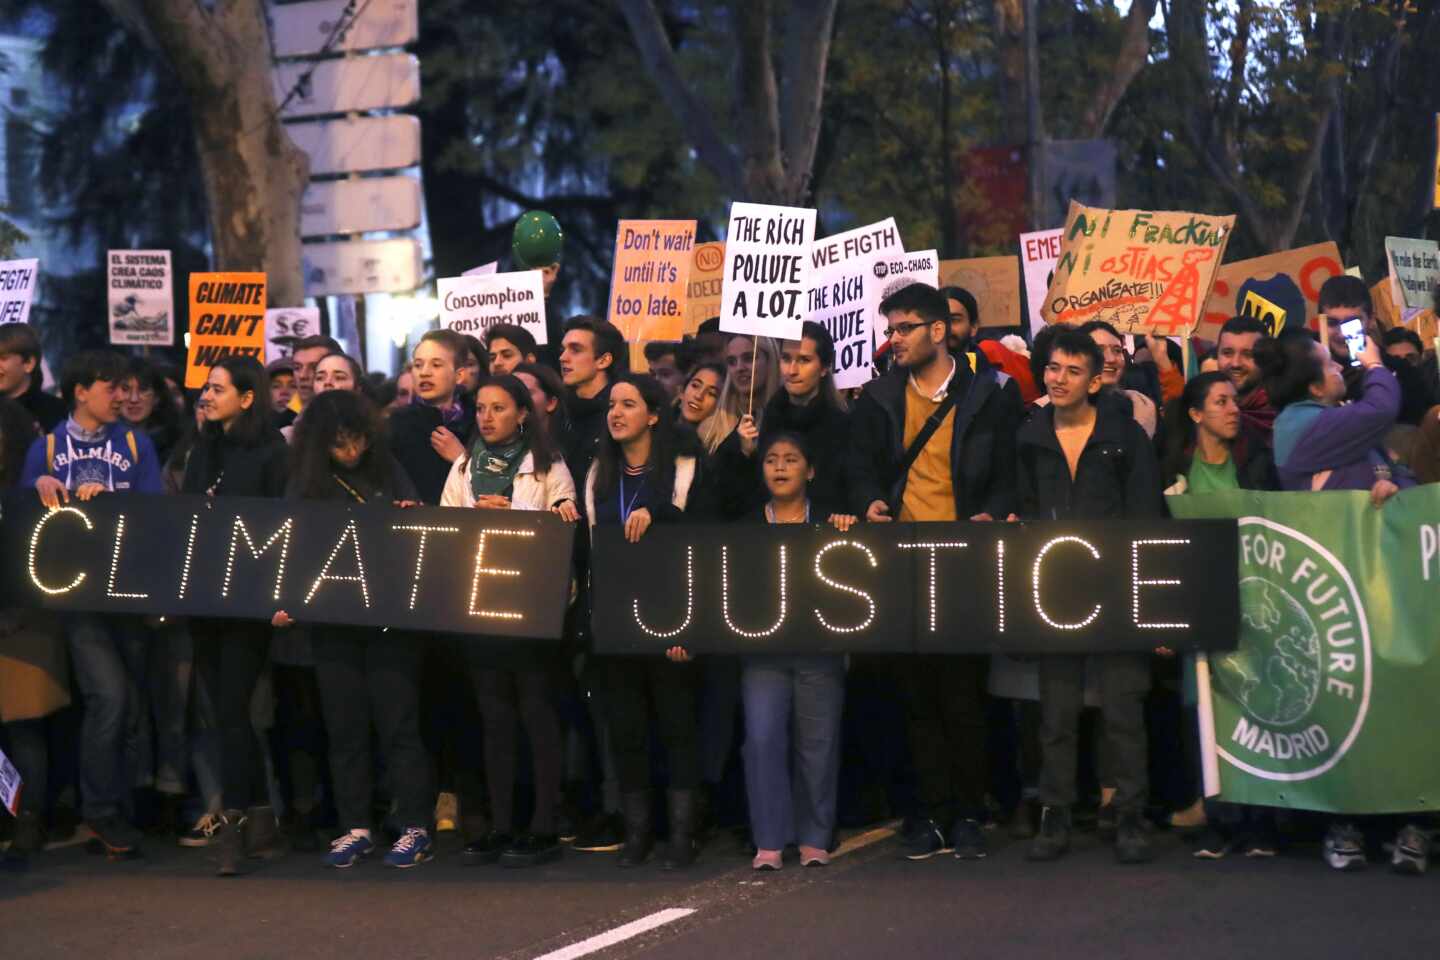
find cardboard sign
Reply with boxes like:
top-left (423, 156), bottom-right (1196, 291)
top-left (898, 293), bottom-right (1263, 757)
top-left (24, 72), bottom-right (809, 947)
top-left (185, 272), bottom-right (267, 389)
top-left (264, 307), bottom-right (322, 365)
top-left (1041, 203), bottom-right (1235, 336)
top-left (867, 250), bottom-right (940, 349)
top-left (939, 256), bottom-right (1022, 329)
top-left (438, 270), bottom-right (547, 345)
top-left (591, 519), bottom-right (1239, 655)
top-left (0, 258), bottom-right (39, 326)
top-left (684, 242), bottom-right (724, 336)
top-left (1020, 229), bottom-right (1064, 336)
top-left (607, 220), bottom-right (696, 343)
top-left (1198, 242), bottom-right (1343, 342)
top-left (0, 492), bottom-right (575, 641)
top-left (107, 250), bottom-right (173, 346)
top-left (720, 202), bottom-right (816, 341)
top-left (1385, 237), bottom-right (1440, 311)
top-left (805, 218), bottom-right (904, 389)
top-left (0, 744), bottom-right (19, 816)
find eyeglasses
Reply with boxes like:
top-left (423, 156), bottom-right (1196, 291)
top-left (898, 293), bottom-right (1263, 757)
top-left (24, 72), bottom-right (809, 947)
top-left (882, 321), bottom-right (934, 339)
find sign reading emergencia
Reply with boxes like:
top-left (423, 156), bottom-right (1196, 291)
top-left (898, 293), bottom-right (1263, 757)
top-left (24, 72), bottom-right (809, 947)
top-left (0, 494), bottom-right (574, 641)
top-left (591, 520), bottom-right (1240, 655)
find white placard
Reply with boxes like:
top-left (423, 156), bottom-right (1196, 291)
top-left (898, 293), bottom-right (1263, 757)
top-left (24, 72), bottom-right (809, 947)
top-left (302, 238), bottom-right (423, 296)
top-left (0, 744), bottom-right (20, 816)
top-left (720, 201), bottom-right (816, 341)
top-left (805, 218), bottom-right (903, 389)
top-left (301, 175), bottom-right (422, 236)
top-left (286, 115), bottom-right (420, 175)
top-left (0, 258), bottom-right (38, 326)
top-left (463, 261), bottom-right (499, 277)
top-left (264, 307), bottom-right (323, 365)
top-left (438, 270), bottom-right (547, 345)
top-left (270, 0), bottom-right (418, 58)
top-left (273, 53), bottom-right (420, 119)
top-left (107, 249), bottom-right (173, 346)
top-left (868, 250), bottom-right (940, 348)
top-left (1019, 228), bottom-right (1063, 337)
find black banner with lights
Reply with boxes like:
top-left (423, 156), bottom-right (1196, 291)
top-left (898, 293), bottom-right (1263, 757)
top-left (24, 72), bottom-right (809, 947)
top-left (0, 493), bottom-right (575, 640)
top-left (591, 519), bottom-right (1240, 655)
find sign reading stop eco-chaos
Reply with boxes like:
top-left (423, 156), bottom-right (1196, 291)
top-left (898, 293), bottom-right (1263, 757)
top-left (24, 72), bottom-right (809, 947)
top-left (185, 272), bottom-right (267, 388)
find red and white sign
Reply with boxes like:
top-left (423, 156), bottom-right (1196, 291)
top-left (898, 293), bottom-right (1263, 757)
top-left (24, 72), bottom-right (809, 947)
top-left (1019, 228), bottom-right (1063, 337)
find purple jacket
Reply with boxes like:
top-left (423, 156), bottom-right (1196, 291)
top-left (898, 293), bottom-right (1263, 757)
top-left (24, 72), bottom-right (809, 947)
top-left (1271, 366), bottom-right (1409, 492)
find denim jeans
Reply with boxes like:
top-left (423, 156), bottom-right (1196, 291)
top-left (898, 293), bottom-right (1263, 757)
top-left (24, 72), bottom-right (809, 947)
top-left (67, 614), bottom-right (149, 821)
top-left (151, 619), bottom-right (222, 813)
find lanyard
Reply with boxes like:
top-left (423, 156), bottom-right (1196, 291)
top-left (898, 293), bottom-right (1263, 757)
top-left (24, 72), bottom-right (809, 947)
top-left (331, 473), bottom-right (367, 503)
top-left (619, 471), bottom-right (647, 524)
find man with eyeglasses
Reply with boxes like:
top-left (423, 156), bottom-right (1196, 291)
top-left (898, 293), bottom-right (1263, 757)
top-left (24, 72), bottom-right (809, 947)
top-left (849, 282), bottom-right (1023, 863)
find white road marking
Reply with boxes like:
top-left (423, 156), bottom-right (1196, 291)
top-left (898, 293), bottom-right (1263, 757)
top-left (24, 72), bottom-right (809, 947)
top-left (533, 908), bottom-right (698, 960)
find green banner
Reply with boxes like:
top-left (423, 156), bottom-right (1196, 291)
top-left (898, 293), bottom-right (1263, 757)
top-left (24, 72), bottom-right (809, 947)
top-left (1169, 487), bottom-right (1440, 814)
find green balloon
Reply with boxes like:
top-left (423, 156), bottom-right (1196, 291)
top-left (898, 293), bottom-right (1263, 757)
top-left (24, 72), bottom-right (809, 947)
top-left (511, 210), bottom-right (564, 269)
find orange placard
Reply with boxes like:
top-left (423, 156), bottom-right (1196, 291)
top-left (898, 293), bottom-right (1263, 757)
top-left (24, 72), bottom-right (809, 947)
top-left (185, 272), bottom-right (267, 388)
top-left (684, 241), bottom-right (724, 336)
top-left (607, 220), bottom-right (696, 344)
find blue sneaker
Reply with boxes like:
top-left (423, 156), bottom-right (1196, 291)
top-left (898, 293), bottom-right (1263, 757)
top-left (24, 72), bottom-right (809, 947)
top-left (324, 831), bottom-right (374, 868)
top-left (383, 828), bottom-right (433, 869)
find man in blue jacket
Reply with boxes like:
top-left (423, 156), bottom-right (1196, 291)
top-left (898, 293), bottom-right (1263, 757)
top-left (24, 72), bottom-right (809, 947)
top-left (20, 350), bottom-right (162, 858)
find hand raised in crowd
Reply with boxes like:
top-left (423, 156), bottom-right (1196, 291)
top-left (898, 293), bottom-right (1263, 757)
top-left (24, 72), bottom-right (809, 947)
top-left (665, 646), bottom-right (692, 663)
top-left (623, 506), bottom-right (652, 543)
top-left (970, 512), bottom-right (994, 522)
top-left (35, 474), bottom-right (68, 508)
top-left (75, 482), bottom-right (107, 502)
top-left (551, 499), bottom-right (580, 523)
top-left (1370, 477), bottom-right (1399, 508)
top-left (1154, 646), bottom-right (1176, 658)
top-left (865, 499), bottom-right (892, 523)
top-left (829, 513), bottom-right (858, 532)
top-left (1005, 513), bottom-right (1020, 523)
top-left (1357, 331), bottom-right (1383, 369)
top-left (737, 414), bottom-right (759, 457)
top-left (394, 500), bottom-right (420, 509)
top-left (430, 426), bottom-right (465, 462)
top-left (271, 610), bottom-right (294, 629)
top-left (475, 494), bottom-right (511, 510)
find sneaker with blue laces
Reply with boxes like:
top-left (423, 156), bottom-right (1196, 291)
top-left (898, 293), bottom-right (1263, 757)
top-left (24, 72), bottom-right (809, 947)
top-left (324, 831), bottom-right (374, 868)
top-left (383, 828), bottom-right (433, 869)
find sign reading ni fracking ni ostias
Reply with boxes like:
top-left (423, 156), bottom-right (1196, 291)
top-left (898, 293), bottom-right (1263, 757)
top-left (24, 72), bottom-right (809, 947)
top-left (1041, 203), bottom-right (1235, 336)
top-left (107, 250), bottom-right (173, 346)
top-left (438, 270), bottom-right (547, 345)
top-left (868, 250), bottom-right (940, 349)
top-left (608, 220), bottom-right (696, 344)
top-left (0, 258), bottom-right (39, 326)
top-left (185, 273), bottom-right (266, 389)
top-left (720, 202), bottom-right (816, 341)
top-left (806, 218), bottom-right (904, 390)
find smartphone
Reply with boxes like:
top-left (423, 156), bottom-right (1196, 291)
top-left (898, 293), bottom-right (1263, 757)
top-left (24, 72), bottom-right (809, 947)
top-left (1339, 318), bottom-right (1367, 366)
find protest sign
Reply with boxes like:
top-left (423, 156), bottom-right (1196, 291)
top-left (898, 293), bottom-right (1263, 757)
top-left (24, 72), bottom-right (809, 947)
top-left (107, 250), bottom-right (173, 346)
top-left (1198, 242), bottom-right (1343, 341)
top-left (939, 256), bottom-right (1022, 329)
top-left (0, 745), bottom-right (19, 816)
top-left (1173, 487), bottom-right (1440, 815)
top-left (867, 250), bottom-right (939, 349)
top-left (1020, 228), bottom-right (1064, 336)
top-left (184, 272), bottom-right (266, 389)
top-left (1041, 203), bottom-right (1234, 336)
top-left (264, 306), bottom-right (322, 365)
top-left (0, 258), bottom-right (39, 326)
top-left (0, 492), bottom-right (575, 641)
top-left (607, 220), bottom-right (695, 343)
top-left (438, 270), bottom-right (547, 345)
top-left (591, 518), bottom-right (1238, 655)
top-left (1384, 237), bottom-right (1440, 311)
top-left (684, 241), bottom-right (724, 335)
top-left (720, 202), bottom-right (816, 341)
top-left (805, 218), bottom-right (903, 389)
top-left (463, 261), bottom-right (498, 277)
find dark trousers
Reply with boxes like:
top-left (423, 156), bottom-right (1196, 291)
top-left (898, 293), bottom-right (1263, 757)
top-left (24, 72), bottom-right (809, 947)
top-left (893, 654), bottom-right (990, 824)
top-left (312, 627), bottom-right (432, 832)
top-left (468, 650), bottom-right (563, 834)
top-left (601, 657), bottom-right (699, 793)
top-left (1039, 653), bottom-right (1150, 815)
top-left (192, 620), bottom-right (269, 812)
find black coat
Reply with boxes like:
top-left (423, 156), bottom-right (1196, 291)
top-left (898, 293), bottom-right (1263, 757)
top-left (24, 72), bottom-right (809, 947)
top-left (181, 425), bottom-right (289, 499)
top-left (386, 399), bottom-right (474, 505)
top-left (848, 352), bottom-right (1023, 519)
top-left (561, 383), bottom-right (612, 503)
top-left (17, 386), bottom-right (65, 434)
top-left (1015, 401), bottom-right (1163, 520)
top-left (709, 392), bottom-right (853, 520)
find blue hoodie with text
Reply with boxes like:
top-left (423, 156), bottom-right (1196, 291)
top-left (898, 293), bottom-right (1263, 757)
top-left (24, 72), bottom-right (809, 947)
top-left (20, 418), bottom-right (163, 494)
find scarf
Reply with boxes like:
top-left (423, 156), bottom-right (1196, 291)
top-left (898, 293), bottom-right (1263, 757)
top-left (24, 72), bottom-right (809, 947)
top-left (411, 393), bottom-right (467, 429)
top-left (468, 435), bottom-right (528, 498)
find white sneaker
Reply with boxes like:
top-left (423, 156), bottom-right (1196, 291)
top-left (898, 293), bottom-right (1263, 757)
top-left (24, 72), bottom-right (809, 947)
top-left (179, 812), bottom-right (221, 848)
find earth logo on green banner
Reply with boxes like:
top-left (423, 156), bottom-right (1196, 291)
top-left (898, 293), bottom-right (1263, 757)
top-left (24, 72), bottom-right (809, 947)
top-left (1213, 517), bottom-right (1372, 781)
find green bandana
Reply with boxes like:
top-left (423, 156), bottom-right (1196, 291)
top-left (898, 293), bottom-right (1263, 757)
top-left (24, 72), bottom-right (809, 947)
top-left (468, 436), bottom-right (527, 498)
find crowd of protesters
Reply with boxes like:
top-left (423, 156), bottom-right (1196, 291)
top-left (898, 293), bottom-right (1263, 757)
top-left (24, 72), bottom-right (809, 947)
top-left (1, 270), bottom-right (1437, 879)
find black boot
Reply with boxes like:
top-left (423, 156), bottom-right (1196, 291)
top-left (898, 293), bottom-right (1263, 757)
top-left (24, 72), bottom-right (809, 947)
top-left (618, 792), bottom-right (652, 868)
top-left (244, 805), bottom-right (283, 859)
top-left (663, 789), bottom-right (698, 870)
top-left (215, 810), bottom-right (247, 877)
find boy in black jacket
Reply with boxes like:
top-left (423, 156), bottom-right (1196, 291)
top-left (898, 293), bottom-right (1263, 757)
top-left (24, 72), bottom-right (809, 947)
top-left (387, 330), bottom-right (474, 504)
top-left (1013, 329), bottom-right (1163, 865)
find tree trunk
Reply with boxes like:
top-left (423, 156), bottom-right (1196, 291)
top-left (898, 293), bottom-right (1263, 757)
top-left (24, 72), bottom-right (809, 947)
top-left (1077, 0), bottom-right (1153, 139)
top-left (991, 0), bottom-right (1026, 145)
top-left (105, 0), bottom-right (309, 307)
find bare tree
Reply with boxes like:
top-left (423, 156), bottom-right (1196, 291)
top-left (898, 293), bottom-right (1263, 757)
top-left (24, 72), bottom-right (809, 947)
top-left (100, 0), bottom-right (308, 305)
top-left (618, 0), bottom-right (839, 206)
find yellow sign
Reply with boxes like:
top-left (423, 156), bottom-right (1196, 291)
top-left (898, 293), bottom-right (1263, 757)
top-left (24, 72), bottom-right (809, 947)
top-left (185, 272), bottom-right (267, 388)
top-left (607, 220), bottom-right (695, 344)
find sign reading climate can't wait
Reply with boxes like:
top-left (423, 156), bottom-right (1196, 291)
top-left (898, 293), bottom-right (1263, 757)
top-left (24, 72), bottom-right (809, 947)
top-left (591, 519), bottom-right (1239, 655)
top-left (185, 272), bottom-right (266, 389)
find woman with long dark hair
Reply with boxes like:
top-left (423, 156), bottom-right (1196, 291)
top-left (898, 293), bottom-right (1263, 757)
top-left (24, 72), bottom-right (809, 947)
top-left (1160, 372), bottom-right (1277, 493)
top-left (270, 390), bottom-right (435, 870)
top-left (440, 374), bottom-right (578, 867)
top-left (585, 373), bottom-right (705, 869)
top-left (182, 356), bottom-right (289, 875)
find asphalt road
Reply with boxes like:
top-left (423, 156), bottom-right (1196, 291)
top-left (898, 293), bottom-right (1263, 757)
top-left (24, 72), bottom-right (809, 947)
top-left (3, 826), bottom-right (1436, 960)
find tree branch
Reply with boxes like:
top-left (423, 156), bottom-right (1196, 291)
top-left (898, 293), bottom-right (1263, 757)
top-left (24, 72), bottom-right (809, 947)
top-left (1079, 0), bottom-right (1154, 138)
top-left (778, 0), bottom-right (839, 204)
top-left (733, 0), bottom-right (786, 202)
